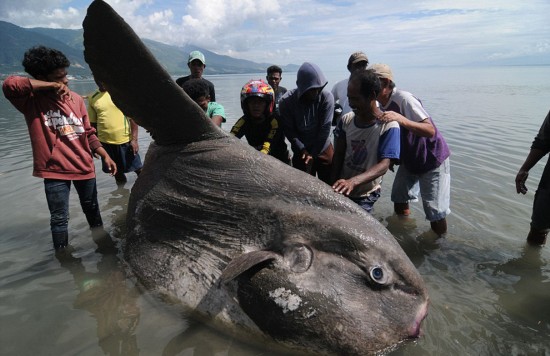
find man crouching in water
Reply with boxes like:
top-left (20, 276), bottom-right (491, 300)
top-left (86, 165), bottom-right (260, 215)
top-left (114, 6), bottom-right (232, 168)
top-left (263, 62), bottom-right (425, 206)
top-left (373, 63), bottom-right (451, 236)
top-left (331, 69), bottom-right (400, 214)
top-left (279, 62), bottom-right (335, 184)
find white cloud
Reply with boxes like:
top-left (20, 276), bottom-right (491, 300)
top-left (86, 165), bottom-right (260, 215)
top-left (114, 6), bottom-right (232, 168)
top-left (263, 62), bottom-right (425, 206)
top-left (0, 0), bottom-right (83, 29)
top-left (1, 0), bottom-right (549, 68)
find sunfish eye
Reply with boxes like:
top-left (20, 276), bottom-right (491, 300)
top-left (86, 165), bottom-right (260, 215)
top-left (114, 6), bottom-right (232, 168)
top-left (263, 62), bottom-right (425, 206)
top-left (369, 266), bottom-right (385, 284)
top-left (283, 244), bottom-right (313, 273)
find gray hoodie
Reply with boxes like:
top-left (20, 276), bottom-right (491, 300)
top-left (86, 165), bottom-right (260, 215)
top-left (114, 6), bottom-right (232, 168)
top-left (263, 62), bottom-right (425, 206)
top-left (279, 62), bottom-right (334, 157)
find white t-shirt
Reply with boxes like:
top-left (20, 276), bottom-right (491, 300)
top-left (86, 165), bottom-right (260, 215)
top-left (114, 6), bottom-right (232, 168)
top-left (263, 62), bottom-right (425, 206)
top-left (331, 78), bottom-right (352, 116)
top-left (334, 112), bottom-right (400, 198)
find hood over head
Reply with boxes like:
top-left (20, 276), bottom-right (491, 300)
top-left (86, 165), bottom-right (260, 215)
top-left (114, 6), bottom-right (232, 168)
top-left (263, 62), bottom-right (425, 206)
top-left (296, 62), bottom-right (328, 98)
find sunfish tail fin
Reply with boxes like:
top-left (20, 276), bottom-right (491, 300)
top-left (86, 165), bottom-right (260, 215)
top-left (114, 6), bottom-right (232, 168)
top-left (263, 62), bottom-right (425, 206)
top-left (82, 0), bottom-right (224, 145)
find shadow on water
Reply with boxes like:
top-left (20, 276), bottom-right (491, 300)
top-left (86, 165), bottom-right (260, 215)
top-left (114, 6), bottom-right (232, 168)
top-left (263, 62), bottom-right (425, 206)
top-left (161, 324), bottom-right (277, 356)
top-left (52, 182), bottom-right (274, 356)
top-left (477, 244), bottom-right (550, 354)
top-left (45, 182), bottom-right (550, 356)
top-left (55, 232), bottom-right (141, 356)
top-left (494, 246), bottom-right (550, 330)
top-left (383, 213), bottom-right (443, 267)
top-left (53, 183), bottom-right (142, 355)
top-left (379, 210), bottom-right (547, 355)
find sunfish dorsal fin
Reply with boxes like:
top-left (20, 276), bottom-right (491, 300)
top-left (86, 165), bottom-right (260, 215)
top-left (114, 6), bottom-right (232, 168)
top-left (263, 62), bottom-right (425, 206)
top-left (82, 0), bottom-right (225, 145)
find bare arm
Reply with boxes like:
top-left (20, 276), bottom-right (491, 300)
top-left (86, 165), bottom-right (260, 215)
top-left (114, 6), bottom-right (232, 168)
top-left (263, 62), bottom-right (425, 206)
top-left (94, 146), bottom-right (118, 176)
top-left (29, 78), bottom-right (72, 100)
top-left (211, 115), bottom-right (224, 127)
top-left (380, 111), bottom-right (435, 138)
top-left (129, 118), bottom-right (139, 153)
top-left (515, 148), bottom-right (547, 194)
top-left (332, 158), bottom-right (391, 196)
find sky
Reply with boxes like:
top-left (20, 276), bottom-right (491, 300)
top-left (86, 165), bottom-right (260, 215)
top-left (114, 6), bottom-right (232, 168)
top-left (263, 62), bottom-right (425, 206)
top-left (1, 0), bottom-right (549, 69)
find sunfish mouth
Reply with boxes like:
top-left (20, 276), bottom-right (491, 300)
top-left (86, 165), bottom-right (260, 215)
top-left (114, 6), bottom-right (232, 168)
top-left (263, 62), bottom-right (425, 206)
top-left (409, 300), bottom-right (429, 338)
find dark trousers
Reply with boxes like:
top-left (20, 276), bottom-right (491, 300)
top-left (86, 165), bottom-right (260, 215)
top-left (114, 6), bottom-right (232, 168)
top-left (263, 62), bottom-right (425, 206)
top-left (44, 178), bottom-right (103, 234)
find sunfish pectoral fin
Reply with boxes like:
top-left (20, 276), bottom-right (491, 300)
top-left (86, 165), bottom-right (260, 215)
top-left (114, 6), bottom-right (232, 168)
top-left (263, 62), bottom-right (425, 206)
top-left (82, 0), bottom-right (225, 145)
top-left (219, 250), bottom-right (280, 286)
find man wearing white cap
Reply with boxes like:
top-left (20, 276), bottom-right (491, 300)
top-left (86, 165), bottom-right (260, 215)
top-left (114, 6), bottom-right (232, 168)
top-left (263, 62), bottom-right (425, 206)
top-left (372, 63), bottom-right (451, 235)
top-left (176, 50), bottom-right (216, 101)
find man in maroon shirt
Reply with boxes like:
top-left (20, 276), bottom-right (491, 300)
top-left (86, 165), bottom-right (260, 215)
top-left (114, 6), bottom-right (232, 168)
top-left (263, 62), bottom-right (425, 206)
top-left (2, 46), bottom-right (117, 250)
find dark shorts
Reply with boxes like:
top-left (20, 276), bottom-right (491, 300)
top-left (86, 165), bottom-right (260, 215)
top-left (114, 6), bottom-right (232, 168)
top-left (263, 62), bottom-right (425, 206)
top-left (349, 188), bottom-right (381, 214)
top-left (101, 142), bottom-right (143, 174)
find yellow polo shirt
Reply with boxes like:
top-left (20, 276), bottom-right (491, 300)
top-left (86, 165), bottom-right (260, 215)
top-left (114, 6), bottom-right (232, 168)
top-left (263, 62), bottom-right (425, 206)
top-left (87, 90), bottom-right (132, 144)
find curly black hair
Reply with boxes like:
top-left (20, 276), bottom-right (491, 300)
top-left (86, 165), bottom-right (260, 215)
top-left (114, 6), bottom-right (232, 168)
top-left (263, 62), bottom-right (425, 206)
top-left (181, 78), bottom-right (210, 101)
top-left (22, 46), bottom-right (70, 79)
top-left (349, 69), bottom-right (382, 100)
top-left (266, 65), bottom-right (283, 76)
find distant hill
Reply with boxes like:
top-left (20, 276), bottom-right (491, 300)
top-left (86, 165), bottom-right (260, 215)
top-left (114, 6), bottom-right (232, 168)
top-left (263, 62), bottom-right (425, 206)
top-left (0, 21), bottom-right (89, 75)
top-left (0, 21), bottom-right (299, 77)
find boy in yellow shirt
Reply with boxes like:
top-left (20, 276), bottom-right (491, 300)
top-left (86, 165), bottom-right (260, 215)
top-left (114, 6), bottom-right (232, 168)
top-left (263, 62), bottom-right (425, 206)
top-left (87, 80), bottom-right (143, 183)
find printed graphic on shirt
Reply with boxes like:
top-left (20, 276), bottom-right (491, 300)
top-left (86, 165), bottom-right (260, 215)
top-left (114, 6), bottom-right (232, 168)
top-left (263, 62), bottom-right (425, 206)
top-left (43, 109), bottom-right (85, 141)
top-left (347, 139), bottom-right (369, 172)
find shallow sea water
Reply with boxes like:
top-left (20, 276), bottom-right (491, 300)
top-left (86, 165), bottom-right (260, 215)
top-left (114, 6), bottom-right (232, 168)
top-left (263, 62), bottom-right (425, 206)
top-left (1, 66), bottom-right (549, 355)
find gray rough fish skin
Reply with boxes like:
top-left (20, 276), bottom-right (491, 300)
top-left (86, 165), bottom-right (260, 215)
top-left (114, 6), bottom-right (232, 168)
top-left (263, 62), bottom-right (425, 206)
top-left (82, 1), bottom-right (429, 354)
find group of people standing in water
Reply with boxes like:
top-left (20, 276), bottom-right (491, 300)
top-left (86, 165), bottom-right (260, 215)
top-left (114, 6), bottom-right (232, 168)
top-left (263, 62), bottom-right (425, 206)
top-left (2, 45), bottom-right (548, 251)
top-left (184, 50), bottom-right (549, 245)
top-left (191, 50), bottom-right (451, 236)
